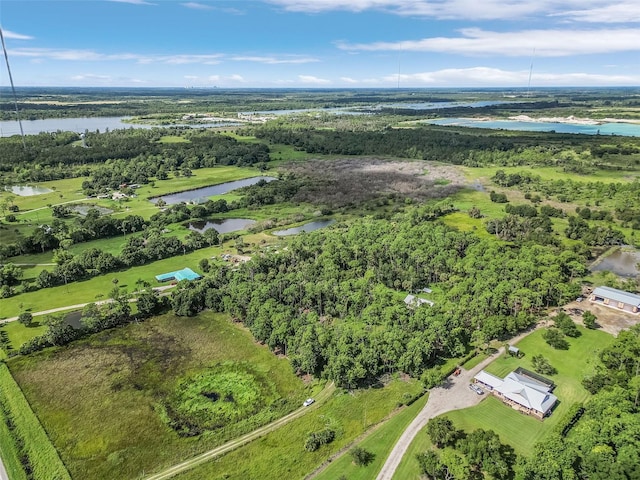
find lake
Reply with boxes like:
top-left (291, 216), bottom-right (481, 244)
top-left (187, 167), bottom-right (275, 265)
top-left (5, 185), bottom-right (53, 196)
top-left (591, 248), bottom-right (640, 278)
top-left (151, 176), bottom-right (276, 205)
top-left (273, 219), bottom-right (335, 236)
top-left (0, 116), bottom-right (241, 137)
top-left (427, 118), bottom-right (640, 137)
top-left (188, 218), bottom-right (256, 234)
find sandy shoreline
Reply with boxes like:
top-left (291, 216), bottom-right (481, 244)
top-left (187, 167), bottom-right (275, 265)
top-left (508, 114), bottom-right (640, 126)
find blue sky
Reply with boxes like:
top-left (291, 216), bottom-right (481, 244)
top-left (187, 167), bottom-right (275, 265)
top-left (1, 0), bottom-right (639, 88)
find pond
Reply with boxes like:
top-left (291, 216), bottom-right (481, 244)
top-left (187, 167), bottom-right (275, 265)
top-left (426, 118), bottom-right (640, 137)
top-left (4, 185), bottom-right (53, 196)
top-left (591, 248), bottom-right (640, 278)
top-left (150, 176), bottom-right (276, 205)
top-left (188, 218), bottom-right (256, 234)
top-left (272, 219), bottom-right (335, 236)
top-left (71, 205), bottom-right (113, 216)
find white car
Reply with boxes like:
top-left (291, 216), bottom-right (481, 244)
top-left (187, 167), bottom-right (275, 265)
top-left (303, 398), bottom-right (315, 407)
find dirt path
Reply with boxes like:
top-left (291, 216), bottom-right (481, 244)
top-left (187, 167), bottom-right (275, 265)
top-left (1, 285), bottom-right (176, 323)
top-left (0, 455), bottom-right (8, 480)
top-left (376, 325), bottom-right (543, 480)
top-left (143, 382), bottom-right (336, 480)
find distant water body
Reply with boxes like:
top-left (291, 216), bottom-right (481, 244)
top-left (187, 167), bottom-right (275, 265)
top-left (428, 118), bottom-right (640, 137)
top-left (0, 117), bottom-right (240, 137)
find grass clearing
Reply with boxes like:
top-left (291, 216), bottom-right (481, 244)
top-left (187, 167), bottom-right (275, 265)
top-left (0, 363), bottom-right (71, 480)
top-left (0, 320), bottom-right (47, 359)
top-left (447, 327), bottom-right (614, 455)
top-left (8, 312), bottom-right (305, 480)
top-left (173, 378), bottom-right (424, 480)
top-left (315, 393), bottom-right (429, 480)
top-left (392, 327), bottom-right (615, 479)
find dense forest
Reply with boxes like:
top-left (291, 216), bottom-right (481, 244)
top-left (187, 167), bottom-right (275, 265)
top-left (166, 210), bottom-right (583, 387)
top-left (0, 128), bottom-right (269, 185)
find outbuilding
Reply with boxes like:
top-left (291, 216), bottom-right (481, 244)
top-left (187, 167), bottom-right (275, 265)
top-left (590, 286), bottom-right (640, 314)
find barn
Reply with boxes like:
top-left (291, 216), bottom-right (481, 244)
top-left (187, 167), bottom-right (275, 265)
top-left (590, 286), bottom-right (640, 314)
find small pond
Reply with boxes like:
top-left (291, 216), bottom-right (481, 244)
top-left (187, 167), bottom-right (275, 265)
top-left (591, 248), bottom-right (640, 278)
top-left (151, 176), bottom-right (276, 205)
top-left (5, 185), bottom-right (53, 196)
top-left (188, 218), bottom-right (256, 234)
top-left (273, 219), bottom-right (335, 236)
top-left (71, 205), bottom-right (113, 216)
top-left (63, 311), bottom-right (83, 329)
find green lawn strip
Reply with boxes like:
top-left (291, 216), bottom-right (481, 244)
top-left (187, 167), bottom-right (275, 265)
top-left (8, 312), bottom-right (305, 480)
top-left (315, 393), bottom-right (429, 480)
top-left (461, 351), bottom-right (490, 370)
top-left (461, 165), bottom-right (636, 184)
top-left (0, 363), bottom-right (71, 480)
top-left (0, 246), bottom-right (223, 319)
top-left (448, 327), bottom-right (614, 455)
top-left (0, 320), bottom-right (48, 358)
top-left (0, 391), bottom-right (28, 480)
top-left (173, 379), bottom-right (424, 480)
top-left (0, 177), bottom-right (88, 212)
top-left (391, 423), bottom-right (433, 480)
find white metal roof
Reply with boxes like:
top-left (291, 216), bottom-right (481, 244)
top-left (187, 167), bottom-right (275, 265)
top-left (474, 370), bottom-right (503, 389)
top-left (592, 286), bottom-right (640, 307)
top-left (474, 370), bottom-right (557, 415)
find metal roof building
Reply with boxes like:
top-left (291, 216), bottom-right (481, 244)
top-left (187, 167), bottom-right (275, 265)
top-left (590, 286), bottom-right (640, 314)
top-left (155, 267), bottom-right (201, 282)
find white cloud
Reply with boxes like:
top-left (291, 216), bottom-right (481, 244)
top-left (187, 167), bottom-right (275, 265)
top-left (230, 55), bottom-right (318, 64)
top-left (228, 74), bottom-right (245, 82)
top-left (266, 0), bottom-right (618, 21)
top-left (298, 75), bottom-right (331, 84)
top-left (1, 30), bottom-right (34, 40)
top-left (340, 76), bottom-right (358, 83)
top-left (70, 74), bottom-right (111, 81)
top-left (184, 75), bottom-right (199, 79)
top-left (337, 28), bottom-right (640, 57)
top-left (181, 2), bottom-right (213, 10)
top-left (553, 3), bottom-right (640, 23)
top-left (9, 48), bottom-right (223, 64)
top-left (379, 66), bottom-right (639, 86)
top-left (109, 0), bottom-right (156, 5)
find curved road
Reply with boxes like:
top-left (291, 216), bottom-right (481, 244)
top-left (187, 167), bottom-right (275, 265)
top-left (143, 382), bottom-right (336, 480)
top-left (376, 326), bottom-right (543, 480)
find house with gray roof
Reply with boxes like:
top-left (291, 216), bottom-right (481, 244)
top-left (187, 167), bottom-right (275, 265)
top-left (403, 294), bottom-right (434, 308)
top-left (473, 369), bottom-right (557, 419)
top-left (590, 286), bottom-right (640, 314)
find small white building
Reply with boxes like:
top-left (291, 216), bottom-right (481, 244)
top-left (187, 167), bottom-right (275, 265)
top-left (404, 294), bottom-right (434, 308)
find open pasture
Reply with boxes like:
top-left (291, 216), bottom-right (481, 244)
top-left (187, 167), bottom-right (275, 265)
top-left (8, 312), bottom-right (305, 480)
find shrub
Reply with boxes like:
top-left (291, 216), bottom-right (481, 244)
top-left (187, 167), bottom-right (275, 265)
top-left (350, 446), bottom-right (375, 467)
top-left (304, 428), bottom-right (335, 452)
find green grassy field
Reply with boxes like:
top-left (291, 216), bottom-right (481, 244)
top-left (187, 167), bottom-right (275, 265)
top-left (449, 327), bottom-right (614, 455)
top-left (0, 319), bottom-right (47, 359)
top-left (315, 393), bottom-right (429, 480)
top-left (461, 165), bottom-right (638, 184)
top-left (173, 378), bottom-right (424, 480)
top-left (8, 312), bottom-right (306, 480)
top-left (0, 363), bottom-right (71, 480)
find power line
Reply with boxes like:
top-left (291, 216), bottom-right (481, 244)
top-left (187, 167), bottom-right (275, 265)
top-left (0, 25), bottom-right (26, 149)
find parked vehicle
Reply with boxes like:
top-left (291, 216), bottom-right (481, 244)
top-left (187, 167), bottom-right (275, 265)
top-left (303, 398), bottom-right (315, 407)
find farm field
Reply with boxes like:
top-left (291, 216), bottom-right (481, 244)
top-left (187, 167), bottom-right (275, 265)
top-left (392, 326), bottom-right (616, 478)
top-left (7, 312), bottom-right (306, 480)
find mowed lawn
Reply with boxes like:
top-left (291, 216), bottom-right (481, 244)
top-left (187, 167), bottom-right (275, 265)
top-left (7, 312), bottom-right (306, 480)
top-left (393, 327), bottom-right (615, 478)
top-left (447, 327), bottom-right (614, 455)
top-left (315, 393), bottom-right (429, 480)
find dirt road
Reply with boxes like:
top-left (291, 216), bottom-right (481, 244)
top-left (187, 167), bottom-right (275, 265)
top-left (376, 326), bottom-right (542, 480)
top-left (1, 285), bottom-right (176, 323)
